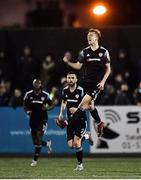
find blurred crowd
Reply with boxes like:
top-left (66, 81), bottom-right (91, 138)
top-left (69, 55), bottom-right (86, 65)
top-left (0, 45), bottom-right (141, 107)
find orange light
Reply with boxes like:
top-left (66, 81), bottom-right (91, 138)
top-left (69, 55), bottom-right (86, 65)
top-left (93, 5), bottom-right (107, 15)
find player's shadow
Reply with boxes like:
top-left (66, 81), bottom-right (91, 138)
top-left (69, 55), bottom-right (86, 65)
top-left (96, 123), bottom-right (119, 149)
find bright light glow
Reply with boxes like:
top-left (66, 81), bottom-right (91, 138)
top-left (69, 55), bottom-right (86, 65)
top-left (93, 5), bottom-right (107, 15)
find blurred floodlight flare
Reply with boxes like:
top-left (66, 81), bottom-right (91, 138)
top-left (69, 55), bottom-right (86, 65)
top-left (92, 5), bottom-right (107, 15)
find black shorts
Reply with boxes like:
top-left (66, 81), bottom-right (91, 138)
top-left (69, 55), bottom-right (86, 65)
top-left (29, 119), bottom-right (47, 133)
top-left (83, 83), bottom-right (101, 100)
top-left (66, 116), bottom-right (87, 141)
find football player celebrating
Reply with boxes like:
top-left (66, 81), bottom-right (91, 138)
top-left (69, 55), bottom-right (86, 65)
top-left (23, 79), bottom-right (52, 166)
top-left (57, 71), bottom-right (93, 171)
top-left (63, 28), bottom-right (111, 137)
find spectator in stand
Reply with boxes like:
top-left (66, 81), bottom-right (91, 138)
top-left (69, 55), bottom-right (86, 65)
top-left (60, 76), bottom-right (68, 88)
top-left (9, 89), bottom-right (23, 108)
top-left (114, 83), bottom-right (132, 105)
top-left (114, 73), bottom-right (124, 90)
top-left (0, 81), bottom-right (11, 106)
top-left (50, 86), bottom-right (60, 106)
top-left (0, 51), bottom-right (12, 82)
top-left (114, 48), bottom-right (130, 76)
top-left (99, 84), bottom-right (115, 105)
top-left (133, 82), bottom-right (141, 106)
top-left (138, 59), bottom-right (141, 82)
top-left (40, 55), bottom-right (56, 90)
top-left (0, 82), bottom-right (6, 106)
top-left (17, 46), bottom-right (40, 93)
top-left (58, 76), bottom-right (68, 104)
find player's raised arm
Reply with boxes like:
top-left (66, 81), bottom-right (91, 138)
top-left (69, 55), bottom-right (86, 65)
top-left (63, 50), bottom-right (84, 70)
top-left (63, 56), bottom-right (82, 70)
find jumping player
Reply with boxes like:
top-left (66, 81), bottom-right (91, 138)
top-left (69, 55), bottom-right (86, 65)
top-left (63, 28), bottom-right (111, 137)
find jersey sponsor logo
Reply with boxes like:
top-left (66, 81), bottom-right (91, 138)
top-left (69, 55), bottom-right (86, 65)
top-left (75, 94), bottom-right (79, 99)
top-left (67, 99), bottom-right (78, 102)
top-left (99, 53), bottom-right (103, 57)
top-left (41, 97), bottom-right (45, 101)
top-left (31, 100), bottom-right (43, 104)
top-left (87, 58), bottom-right (101, 61)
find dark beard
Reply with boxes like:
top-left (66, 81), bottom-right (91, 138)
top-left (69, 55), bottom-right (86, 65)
top-left (69, 83), bottom-right (75, 87)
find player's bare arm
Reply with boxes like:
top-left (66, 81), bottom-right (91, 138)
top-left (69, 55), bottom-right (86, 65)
top-left (97, 63), bottom-right (111, 90)
top-left (63, 56), bottom-right (83, 70)
top-left (59, 99), bottom-right (67, 120)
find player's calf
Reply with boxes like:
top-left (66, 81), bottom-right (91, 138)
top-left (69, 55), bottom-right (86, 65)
top-left (97, 121), bottom-right (105, 137)
top-left (74, 146), bottom-right (84, 171)
top-left (86, 132), bottom-right (94, 145)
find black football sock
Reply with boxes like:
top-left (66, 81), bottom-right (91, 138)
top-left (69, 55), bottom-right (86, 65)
top-left (41, 141), bottom-right (47, 147)
top-left (90, 108), bottom-right (101, 124)
top-left (75, 147), bottom-right (83, 164)
top-left (34, 146), bottom-right (41, 161)
top-left (70, 108), bottom-right (85, 121)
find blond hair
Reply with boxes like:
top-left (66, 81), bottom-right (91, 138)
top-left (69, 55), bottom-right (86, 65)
top-left (88, 28), bottom-right (101, 39)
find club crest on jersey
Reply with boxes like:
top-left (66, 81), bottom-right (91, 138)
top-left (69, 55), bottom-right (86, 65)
top-left (75, 94), bottom-right (79, 99)
top-left (41, 97), bottom-right (45, 101)
top-left (30, 97), bottom-right (33, 100)
top-left (99, 53), bottom-right (103, 57)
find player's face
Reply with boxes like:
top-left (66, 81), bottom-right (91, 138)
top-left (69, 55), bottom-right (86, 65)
top-left (33, 80), bottom-right (41, 91)
top-left (67, 74), bottom-right (77, 86)
top-left (87, 32), bottom-right (98, 45)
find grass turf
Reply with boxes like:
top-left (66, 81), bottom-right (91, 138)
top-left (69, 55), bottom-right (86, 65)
top-left (0, 157), bottom-right (141, 179)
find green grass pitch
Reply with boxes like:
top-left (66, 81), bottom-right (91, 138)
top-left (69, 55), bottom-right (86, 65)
top-left (0, 157), bottom-right (141, 179)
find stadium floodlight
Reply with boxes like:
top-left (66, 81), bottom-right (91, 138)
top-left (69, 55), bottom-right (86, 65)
top-left (92, 5), bottom-right (107, 15)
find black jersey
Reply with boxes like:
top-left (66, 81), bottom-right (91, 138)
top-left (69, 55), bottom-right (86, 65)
top-left (62, 85), bottom-right (86, 118)
top-left (23, 90), bottom-right (52, 124)
top-left (78, 46), bottom-right (110, 86)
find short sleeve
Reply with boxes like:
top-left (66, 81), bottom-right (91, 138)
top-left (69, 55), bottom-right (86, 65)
top-left (104, 50), bottom-right (111, 64)
top-left (81, 88), bottom-right (84, 98)
top-left (78, 50), bottom-right (85, 63)
top-left (23, 92), bottom-right (28, 101)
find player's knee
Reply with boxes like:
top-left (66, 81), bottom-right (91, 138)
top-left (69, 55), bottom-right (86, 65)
top-left (89, 105), bottom-right (95, 111)
top-left (80, 103), bottom-right (91, 110)
top-left (84, 104), bottom-right (92, 110)
top-left (33, 138), bottom-right (42, 146)
top-left (73, 141), bottom-right (81, 148)
top-left (67, 141), bottom-right (73, 149)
